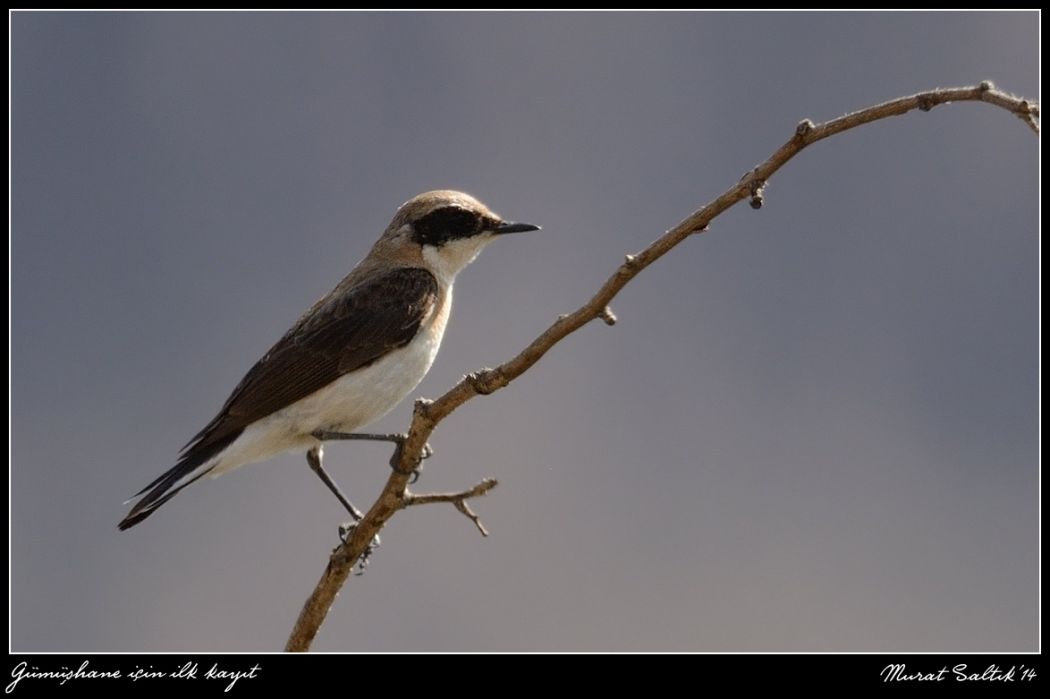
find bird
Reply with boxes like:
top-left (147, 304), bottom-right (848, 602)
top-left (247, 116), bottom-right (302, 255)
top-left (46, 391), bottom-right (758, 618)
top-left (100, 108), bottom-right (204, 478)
top-left (118, 190), bottom-right (540, 530)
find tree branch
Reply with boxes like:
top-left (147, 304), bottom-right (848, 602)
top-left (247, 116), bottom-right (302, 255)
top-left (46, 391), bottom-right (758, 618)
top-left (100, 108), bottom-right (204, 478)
top-left (284, 83), bottom-right (1038, 652)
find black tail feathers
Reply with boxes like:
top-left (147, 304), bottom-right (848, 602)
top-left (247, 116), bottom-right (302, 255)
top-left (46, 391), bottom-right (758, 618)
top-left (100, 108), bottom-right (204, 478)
top-left (118, 431), bottom-right (240, 530)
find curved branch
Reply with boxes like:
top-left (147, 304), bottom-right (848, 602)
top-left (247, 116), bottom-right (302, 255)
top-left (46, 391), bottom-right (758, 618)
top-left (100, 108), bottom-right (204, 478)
top-left (285, 82), bottom-right (1038, 652)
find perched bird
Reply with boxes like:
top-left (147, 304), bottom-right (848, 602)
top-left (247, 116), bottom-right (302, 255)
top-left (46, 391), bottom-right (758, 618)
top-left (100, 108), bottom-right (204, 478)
top-left (119, 190), bottom-right (539, 530)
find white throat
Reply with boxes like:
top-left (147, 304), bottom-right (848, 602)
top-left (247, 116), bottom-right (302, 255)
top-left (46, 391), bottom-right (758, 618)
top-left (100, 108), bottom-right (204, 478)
top-left (421, 235), bottom-right (494, 285)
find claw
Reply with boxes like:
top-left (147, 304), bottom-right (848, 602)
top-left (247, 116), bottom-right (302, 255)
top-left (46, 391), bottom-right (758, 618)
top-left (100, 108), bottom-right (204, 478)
top-left (336, 522), bottom-right (381, 576)
top-left (388, 439), bottom-right (414, 476)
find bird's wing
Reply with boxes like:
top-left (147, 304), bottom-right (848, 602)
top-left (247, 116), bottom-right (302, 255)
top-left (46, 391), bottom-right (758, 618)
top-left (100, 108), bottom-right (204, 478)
top-left (184, 266), bottom-right (439, 456)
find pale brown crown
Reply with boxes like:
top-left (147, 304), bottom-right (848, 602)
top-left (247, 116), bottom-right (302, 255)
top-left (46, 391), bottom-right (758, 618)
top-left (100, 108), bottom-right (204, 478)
top-left (387, 190), bottom-right (500, 233)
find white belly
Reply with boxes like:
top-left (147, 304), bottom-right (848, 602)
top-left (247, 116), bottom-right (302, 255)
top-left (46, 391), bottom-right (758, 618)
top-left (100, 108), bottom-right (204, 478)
top-left (206, 287), bottom-right (451, 478)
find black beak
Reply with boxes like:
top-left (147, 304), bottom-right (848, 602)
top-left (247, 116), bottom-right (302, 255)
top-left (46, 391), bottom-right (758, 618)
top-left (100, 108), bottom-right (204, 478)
top-left (495, 221), bottom-right (541, 235)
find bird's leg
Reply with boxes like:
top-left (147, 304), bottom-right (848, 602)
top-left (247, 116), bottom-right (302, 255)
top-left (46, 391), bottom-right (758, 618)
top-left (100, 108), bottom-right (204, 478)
top-left (308, 443), bottom-right (381, 573)
top-left (311, 430), bottom-right (433, 456)
top-left (306, 445), bottom-right (364, 522)
top-left (311, 430), bottom-right (433, 482)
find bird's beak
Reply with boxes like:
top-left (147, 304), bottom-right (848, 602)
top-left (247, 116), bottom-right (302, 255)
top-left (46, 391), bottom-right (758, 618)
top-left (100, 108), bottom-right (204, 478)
top-left (494, 221), bottom-right (541, 235)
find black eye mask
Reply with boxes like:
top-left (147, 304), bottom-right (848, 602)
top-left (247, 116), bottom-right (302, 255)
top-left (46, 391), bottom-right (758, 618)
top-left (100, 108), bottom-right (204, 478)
top-left (412, 206), bottom-right (484, 247)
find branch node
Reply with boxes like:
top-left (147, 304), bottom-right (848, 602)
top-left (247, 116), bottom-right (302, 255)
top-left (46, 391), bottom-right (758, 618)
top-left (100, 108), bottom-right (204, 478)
top-left (413, 397), bottom-right (433, 420)
top-left (468, 369), bottom-right (497, 395)
top-left (978, 80), bottom-right (995, 93)
top-left (455, 500), bottom-right (490, 537)
top-left (624, 253), bottom-right (640, 269)
top-left (1015, 100), bottom-right (1040, 133)
top-left (749, 179), bottom-right (766, 210)
top-left (916, 93), bottom-right (935, 112)
top-left (795, 118), bottom-right (815, 139)
top-left (599, 306), bottom-right (618, 326)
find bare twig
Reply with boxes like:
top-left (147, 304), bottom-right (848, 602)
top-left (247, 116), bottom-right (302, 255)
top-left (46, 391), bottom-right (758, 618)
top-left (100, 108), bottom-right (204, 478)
top-left (404, 477), bottom-right (499, 536)
top-left (284, 83), bottom-right (1038, 652)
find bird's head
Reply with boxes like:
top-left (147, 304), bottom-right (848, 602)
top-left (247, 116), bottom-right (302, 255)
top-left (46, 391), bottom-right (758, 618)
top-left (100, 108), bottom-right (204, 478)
top-left (381, 190), bottom-right (540, 282)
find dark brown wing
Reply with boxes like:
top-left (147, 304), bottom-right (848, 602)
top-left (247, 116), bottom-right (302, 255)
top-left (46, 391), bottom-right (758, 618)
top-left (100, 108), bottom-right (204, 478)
top-left (184, 266), bottom-right (439, 457)
top-left (117, 266), bottom-right (439, 530)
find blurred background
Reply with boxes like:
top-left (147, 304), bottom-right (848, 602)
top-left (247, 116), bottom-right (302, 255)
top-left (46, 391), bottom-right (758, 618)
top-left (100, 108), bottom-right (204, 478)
top-left (11, 12), bottom-right (1037, 652)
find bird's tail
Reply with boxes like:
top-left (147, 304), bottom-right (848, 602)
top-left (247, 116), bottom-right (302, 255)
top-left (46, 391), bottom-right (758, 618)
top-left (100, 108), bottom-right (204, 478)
top-left (118, 432), bottom-right (238, 530)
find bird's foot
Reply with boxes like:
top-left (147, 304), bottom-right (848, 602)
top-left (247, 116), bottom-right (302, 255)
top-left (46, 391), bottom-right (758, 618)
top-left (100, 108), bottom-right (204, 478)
top-left (337, 521), bottom-right (381, 576)
top-left (388, 436), bottom-right (433, 483)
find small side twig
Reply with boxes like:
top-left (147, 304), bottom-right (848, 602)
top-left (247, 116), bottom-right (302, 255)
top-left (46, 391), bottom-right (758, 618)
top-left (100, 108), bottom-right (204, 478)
top-left (404, 478), bottom-right (499, 537)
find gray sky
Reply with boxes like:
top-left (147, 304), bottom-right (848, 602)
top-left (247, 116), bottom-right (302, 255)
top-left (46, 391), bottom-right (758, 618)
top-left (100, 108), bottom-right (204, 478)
top-left (11, 11), bottom-right (1038, 652)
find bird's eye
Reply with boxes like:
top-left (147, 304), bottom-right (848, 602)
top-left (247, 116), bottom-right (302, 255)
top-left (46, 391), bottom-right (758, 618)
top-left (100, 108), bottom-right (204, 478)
top-left (414, 206), bottom-right (481, 247)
